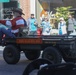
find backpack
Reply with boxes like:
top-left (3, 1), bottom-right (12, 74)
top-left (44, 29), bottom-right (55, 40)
top-left (23, 19), bottom-right (27, 26)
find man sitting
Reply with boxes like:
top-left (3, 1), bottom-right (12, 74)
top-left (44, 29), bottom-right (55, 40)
top-left (0, 8), bottom-right (27, 43)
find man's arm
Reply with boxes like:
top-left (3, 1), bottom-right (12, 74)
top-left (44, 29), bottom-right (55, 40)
top-left (0, 20), bottom-right (12, 28)
top-left (0, 20), bottom-right (6, 25)
top-left (34, 19), bottom-right (38, 26)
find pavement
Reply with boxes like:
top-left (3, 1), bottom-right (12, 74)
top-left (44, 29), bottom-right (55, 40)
top-left (0, 46), bottom-right (5, 51)
top-left (0, 46), bottom-right (39, 75)
top-left (0, 46), bottom-right (65, 75)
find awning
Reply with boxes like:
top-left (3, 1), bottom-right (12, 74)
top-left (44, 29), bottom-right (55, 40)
top-left (40, 0), bottom-right (63, 3)
top-left (0, 0), bottom-right (10, 2)
top-left (69, 8), bottom-right (76, 11)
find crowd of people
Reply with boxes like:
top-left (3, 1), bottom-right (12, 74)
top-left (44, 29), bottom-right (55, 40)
top-left (58, 14), bottom-right (76, 35)
top-left (0, 7), bottom-right (76, 43)
top-left (27, 14), bottom-right (76, 36)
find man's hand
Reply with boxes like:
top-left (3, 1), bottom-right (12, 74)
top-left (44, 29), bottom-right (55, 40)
top-left (34, 22), bottom-right (38, 26)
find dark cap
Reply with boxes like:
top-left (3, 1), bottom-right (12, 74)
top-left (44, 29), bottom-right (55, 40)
top-left (31, 14), bottom-right (34, 16)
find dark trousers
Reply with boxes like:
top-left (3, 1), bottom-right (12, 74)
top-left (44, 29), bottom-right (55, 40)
top-left (0, 28), bottom-right (16, 40)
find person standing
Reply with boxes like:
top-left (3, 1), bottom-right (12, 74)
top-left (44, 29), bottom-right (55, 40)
top-left (58, 17), bottom-right (67, 35)
top-left (40, 17), bottom-right (52, 35)
top-left (68, 14), bottom-right (76, 35)
top-left (27, 14), bottom-right (38, 35)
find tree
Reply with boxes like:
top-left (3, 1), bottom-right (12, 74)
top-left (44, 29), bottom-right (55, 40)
top-left (55, 6), bottom-right (74, 22)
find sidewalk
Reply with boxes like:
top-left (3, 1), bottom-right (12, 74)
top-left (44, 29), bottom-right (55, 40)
top-left (0, 46), bottom-right (5, 51)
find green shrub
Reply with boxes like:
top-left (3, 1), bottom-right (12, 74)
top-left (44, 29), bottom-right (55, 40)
top-left (55, 6), bottom-right (74, 22)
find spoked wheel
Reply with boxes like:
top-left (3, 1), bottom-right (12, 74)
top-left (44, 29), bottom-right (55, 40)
top-left (3, 45), bottom-right (20, 64)
top-left (42, 47), bottom-right (62, 64)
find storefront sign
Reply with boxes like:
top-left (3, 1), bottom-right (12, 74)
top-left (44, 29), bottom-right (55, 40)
top-left (40, 0), bottom-right (63, 3)
top-left (0, 0), bottom-right (9, 2)
top-left (16, 38), bottom-right (42, 44)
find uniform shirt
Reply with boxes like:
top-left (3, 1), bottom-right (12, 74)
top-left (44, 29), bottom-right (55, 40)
top-left (41, 21), bottom-right (52, 35)
top-left (27, 18), bottom-right (37, 31)
top-left (58, 21), bottom-right (67, 35)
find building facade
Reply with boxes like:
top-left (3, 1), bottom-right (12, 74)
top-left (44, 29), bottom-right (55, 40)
top-left (0, 0), bottom-right (18, 19)
top-left (19, 0), bottom-right (36, 19)
top-left (36, 0), bottom-right (76, 24)
top-left (0, 0), bottom-right (36, 20)
top-left (0, 0), bottom-right (76, 20)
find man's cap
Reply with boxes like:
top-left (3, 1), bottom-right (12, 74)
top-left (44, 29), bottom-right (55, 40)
top-left (12, 8), bottom-right (25, 15)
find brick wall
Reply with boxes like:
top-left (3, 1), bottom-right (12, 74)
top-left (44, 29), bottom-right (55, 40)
top-left (19, 0), bottom-right (30, 19)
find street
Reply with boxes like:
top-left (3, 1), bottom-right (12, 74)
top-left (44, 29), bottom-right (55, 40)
top-left (0, 46), bottom-right (65, 75)
top-left (0, 46), bottom-right (37, 75)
